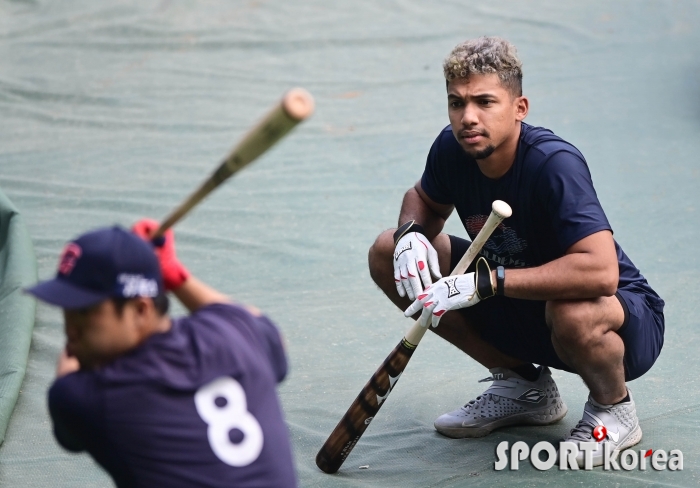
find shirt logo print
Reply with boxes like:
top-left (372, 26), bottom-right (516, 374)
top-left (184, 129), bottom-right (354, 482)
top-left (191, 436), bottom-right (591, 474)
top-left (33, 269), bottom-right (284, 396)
top-left (465, 215), bottom-right (528, 255)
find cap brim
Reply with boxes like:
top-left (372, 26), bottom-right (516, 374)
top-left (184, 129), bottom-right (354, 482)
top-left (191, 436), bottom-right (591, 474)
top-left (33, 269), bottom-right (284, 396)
top-left (25, 278), bottom-right (110, 309)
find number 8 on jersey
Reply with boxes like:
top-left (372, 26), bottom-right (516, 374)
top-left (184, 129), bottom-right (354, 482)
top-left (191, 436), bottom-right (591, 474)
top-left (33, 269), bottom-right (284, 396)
top-left (195, 376), bottom-right (264, 467)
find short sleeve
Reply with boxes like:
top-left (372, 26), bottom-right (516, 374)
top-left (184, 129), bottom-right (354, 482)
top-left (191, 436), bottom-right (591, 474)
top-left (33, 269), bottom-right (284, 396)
top-left (535, 150), bottom-right (612, 251)
top-left (48, 373), bottom-right (102, 452)
top-left (420, 129), bottom-right (456, 205)
top-left (203, 304), bottom-right (289, 384)
top-left (251, 314), bottom-right (288, 384)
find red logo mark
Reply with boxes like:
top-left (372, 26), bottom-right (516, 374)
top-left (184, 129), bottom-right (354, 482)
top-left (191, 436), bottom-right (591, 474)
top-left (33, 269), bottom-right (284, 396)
top-left (58, 243), bottom-right (82, 275)
top-left (592, 425), bottom-right (607, 442)
top-left (418, 261), bottom-right (425, 271)
top-left (645, 449), bottom-right (653, 458)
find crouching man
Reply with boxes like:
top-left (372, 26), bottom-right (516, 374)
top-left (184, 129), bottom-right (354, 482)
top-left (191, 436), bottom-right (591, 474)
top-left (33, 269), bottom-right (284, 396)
top-left (368, 36), bottom-right (665, 467)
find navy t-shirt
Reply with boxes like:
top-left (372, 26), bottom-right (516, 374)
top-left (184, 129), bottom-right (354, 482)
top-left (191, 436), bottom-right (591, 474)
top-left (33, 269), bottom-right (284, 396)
top-left (421, 123), bottom-right (663, 311)
top-left (48, 303), bottom-right (297, 488)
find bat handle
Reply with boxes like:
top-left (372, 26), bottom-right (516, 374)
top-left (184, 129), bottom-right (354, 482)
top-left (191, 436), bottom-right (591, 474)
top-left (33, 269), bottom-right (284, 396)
top-left (151, 178), bottom-right (219, 240)
top-left (404, 321), bottom-right (428, 346)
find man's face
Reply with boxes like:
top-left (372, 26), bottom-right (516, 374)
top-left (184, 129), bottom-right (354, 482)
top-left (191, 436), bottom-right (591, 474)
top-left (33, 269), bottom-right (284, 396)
top-left (63, 299), bottom-right (142, 370)
top-left (447, 74), bottom-right (526, 159)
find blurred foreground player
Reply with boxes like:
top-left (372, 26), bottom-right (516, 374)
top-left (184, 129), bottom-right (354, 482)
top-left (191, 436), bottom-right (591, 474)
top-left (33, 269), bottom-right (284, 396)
top-left (27, 221), bottom-right (297, 487)
top-left (368, 37), bottom-right (665, 466)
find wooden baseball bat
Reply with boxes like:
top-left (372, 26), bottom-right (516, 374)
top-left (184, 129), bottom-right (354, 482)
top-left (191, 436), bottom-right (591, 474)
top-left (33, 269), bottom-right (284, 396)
top-left (315, 200), bottom-right (513, 474)
top-left (152, 88), bottom-right (315, 239)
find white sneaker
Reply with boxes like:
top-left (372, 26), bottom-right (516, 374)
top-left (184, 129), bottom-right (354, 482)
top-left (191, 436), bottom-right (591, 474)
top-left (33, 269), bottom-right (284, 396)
top-left (434, 366), bottom-right (567, 438)
top-left (565, 388), bottom-right (642, 467)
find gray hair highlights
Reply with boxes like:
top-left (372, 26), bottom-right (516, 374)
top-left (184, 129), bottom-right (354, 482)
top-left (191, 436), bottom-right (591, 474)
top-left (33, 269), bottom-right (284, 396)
top-left (443, 36), bottom-right (523, 96)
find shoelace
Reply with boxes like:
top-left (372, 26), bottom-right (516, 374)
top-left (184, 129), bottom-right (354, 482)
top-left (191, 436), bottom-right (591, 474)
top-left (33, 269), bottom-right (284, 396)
top-left (461, 375), bottom-right (513, 411)
top-left (461, 394), bottom-right (489, 412)
top-left (568, 419), bottom-right (597, 441)
top-left (461, 375), bottom-right (506, 411)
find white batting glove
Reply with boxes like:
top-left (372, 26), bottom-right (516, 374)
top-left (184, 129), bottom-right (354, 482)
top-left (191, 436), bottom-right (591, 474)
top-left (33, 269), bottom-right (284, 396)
top-left (393, 226), bottom-right (441, 301)
top-left (404, 257), bottom-right (496, 328)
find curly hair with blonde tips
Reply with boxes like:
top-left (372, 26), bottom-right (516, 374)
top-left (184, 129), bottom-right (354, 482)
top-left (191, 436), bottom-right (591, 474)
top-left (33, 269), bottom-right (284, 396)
top-left (443, 36), bottom-right (523, 97)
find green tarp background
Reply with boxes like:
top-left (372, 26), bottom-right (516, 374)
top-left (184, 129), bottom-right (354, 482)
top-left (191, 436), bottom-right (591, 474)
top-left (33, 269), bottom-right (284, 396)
top-left (0, 189), bottom-right (36, 446)
top-left (1, 0), bottom-right (699, 486)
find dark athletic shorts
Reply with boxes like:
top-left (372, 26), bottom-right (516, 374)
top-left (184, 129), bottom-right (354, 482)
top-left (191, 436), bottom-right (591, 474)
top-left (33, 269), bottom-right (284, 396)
top-left (449, 235), bottom-right (665, 381)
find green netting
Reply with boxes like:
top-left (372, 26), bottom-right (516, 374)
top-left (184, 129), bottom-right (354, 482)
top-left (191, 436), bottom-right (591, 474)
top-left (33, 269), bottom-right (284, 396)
top-left (1, 0), bottom-right (700, 486)
top-left (0, 188), bottom-right (37, 446)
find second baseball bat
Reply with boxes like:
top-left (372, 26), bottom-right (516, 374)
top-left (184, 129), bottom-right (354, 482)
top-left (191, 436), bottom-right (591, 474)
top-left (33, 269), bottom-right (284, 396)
top-left (315, 200), bottom-right (513, 474)
top-left (153, 88), bottom-right (315, 238)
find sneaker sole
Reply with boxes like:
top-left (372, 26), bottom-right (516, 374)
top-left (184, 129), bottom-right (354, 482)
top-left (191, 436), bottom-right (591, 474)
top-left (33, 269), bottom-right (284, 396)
top-left (435, 401), bottom-right (568, 439)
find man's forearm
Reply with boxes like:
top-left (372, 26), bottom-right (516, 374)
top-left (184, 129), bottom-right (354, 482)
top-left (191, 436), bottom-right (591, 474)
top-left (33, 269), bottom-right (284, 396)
top-left (172, 276), bottom-right (231, 312)
top-left (497, 252), bottom-right (619, 301)
top-left (398, 186), bottom-right (449, 239)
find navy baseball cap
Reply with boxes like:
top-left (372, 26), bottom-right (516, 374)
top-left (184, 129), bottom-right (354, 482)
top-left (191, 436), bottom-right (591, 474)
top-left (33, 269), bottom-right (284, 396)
top-left (26, 226), bottom-right (164, 309)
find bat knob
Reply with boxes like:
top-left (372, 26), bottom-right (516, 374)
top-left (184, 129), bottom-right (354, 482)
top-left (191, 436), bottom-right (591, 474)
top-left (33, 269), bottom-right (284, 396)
top-left (151, 235), bottom-right (166, 247)
top-left (492, 200), bottom-right (512, 219)
top-left (283, 88), bottom-right (315, 121)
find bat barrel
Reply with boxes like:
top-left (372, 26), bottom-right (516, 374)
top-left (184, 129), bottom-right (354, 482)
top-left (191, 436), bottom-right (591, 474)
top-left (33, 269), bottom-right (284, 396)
top-left (315, 338), bottom-right (417, 473)
top-left (218, 87), bottom-right (314, 177)
top-left (153, 88), bottom-right (315, 239)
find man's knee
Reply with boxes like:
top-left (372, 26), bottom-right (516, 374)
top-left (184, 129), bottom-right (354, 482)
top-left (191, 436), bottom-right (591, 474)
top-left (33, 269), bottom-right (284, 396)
top-left (546, 299), bottom-right (601, 349)
top-left (368, 229), bottom-right (396, 285)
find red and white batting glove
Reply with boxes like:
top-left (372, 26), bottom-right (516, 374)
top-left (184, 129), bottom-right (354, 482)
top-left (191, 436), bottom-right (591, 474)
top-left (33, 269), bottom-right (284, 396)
top-left (404, 257), bottom-right (495, 328)
top-left (132, 218), bottom-right (190, 291)
top-left (393, 232), bottom-right (442, 301)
